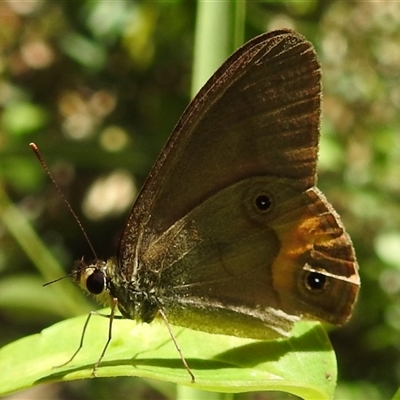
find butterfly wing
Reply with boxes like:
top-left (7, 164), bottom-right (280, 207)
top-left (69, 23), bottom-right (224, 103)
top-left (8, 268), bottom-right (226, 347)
top-left (117, 29), bottom-right (359, 335)
top-left (139, 176), bottom-right (358, 338)
top-left (119, 30), bottom-right (320, 261)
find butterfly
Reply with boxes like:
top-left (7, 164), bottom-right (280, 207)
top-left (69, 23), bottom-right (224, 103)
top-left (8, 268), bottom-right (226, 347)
top-left (41, 29), bottom-right (360, 382)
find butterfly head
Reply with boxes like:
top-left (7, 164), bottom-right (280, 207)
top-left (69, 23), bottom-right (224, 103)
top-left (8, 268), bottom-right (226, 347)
top-left (72, 258), bottom-right (116, 306)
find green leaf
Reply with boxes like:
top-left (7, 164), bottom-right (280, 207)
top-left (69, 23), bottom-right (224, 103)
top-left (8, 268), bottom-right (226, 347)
top-left (392, 387), bottom-right (400, 400)
top-left (0, 317), bottom-right (336, 399)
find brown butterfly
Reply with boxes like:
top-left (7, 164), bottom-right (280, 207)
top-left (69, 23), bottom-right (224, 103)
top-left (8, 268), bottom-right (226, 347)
top-left (57, 29), bottom-right (360, 381)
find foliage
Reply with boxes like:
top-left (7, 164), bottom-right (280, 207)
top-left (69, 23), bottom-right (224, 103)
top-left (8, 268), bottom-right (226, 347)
top-left (1, 1), bottom-right (400, 399)
top-left (0, 319), bottom-right (335, 399)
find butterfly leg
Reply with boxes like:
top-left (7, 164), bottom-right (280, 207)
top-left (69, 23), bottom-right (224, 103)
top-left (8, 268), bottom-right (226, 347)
top-left (158, 308), bottom-right (195, 383)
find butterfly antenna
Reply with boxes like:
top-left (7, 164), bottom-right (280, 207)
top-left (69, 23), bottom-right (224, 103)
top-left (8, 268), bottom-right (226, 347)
top-left (30, 142), bottom-right (98, 260)
top-left (43, 275), bottom-right (70, 286)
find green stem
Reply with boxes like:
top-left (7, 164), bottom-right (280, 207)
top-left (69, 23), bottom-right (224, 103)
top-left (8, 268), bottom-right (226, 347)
top-left (177, 385), bottom-right (234, 400)
top-left (192, 1), bottom-right (246, 97)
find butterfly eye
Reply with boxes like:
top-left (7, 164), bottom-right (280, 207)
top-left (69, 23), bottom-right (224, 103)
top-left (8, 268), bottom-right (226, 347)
top-left (305, 271), bottom-right (327, 292)
top-left (255, 194), bottom-right (272, 212)
top-left (86, 269), bottom-right (105, 295)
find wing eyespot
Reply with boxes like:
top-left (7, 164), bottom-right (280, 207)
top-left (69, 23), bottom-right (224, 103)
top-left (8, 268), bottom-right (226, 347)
top-left (255, 194), bottom-right (272, 212)
top-left (241, 180), bottom-right (277, 226)
top-left (304, 271), bottom-right (328, 293)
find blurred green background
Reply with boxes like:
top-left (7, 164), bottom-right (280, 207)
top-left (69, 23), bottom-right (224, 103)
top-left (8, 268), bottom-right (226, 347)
top-left (1, 1), bottom-right (400, 399)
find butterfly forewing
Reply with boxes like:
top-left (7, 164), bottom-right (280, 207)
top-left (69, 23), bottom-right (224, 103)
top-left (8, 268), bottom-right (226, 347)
top-left (118, 30), bottom-right (321, 268)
